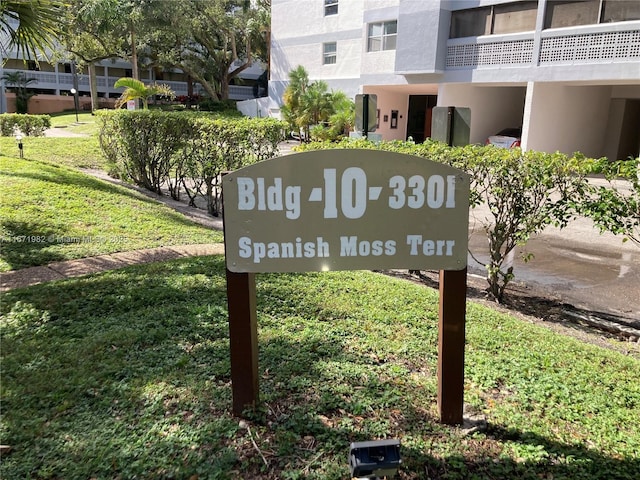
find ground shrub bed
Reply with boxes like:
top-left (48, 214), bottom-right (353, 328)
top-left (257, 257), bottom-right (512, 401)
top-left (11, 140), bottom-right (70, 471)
top-left (0, 157), bottom-right (222, 271)
top-left (1, 257), bottom-right (638, 479)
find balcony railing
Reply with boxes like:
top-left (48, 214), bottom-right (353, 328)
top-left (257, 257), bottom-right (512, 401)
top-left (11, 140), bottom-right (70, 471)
top-left (446, 25), bottom-right (640, 70)
top-left (539, 29), bottom-right (640, 64)
top-left (447, 35), bottom-right (534, 68)
top-left (2, 69), bottom-right (265, 101)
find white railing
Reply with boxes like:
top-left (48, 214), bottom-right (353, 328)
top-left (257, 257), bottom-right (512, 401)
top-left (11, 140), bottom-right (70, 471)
top-left (446, 37), bottom-right (534, 68)
top-left (539, 29), bottom-right (640, 64)
top-left (446, 27), bottom-right (640, 69)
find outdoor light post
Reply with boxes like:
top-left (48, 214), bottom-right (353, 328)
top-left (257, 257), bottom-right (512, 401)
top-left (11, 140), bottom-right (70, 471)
top-left (15, 134), bottom-right (23, 158)
top-left (70, 88), bottom-right (79, 123)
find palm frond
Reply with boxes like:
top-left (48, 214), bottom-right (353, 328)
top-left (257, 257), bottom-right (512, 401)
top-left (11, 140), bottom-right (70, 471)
top-left (1, 0), bottom-right (66, 60)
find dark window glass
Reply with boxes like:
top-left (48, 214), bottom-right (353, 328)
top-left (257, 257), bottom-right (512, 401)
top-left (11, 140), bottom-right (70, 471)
top-left (545, 0), bottom-right (600, 28)
top-left (450, 7), bottom-right (491, 38)
top-left (324, 0), bottom-right (338, 16)
top-left (602, 0), bottom-right (640, 22)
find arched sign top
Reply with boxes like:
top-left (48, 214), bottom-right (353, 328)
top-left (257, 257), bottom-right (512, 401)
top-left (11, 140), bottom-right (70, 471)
top-left (222, 149), bottom-right (470, 273)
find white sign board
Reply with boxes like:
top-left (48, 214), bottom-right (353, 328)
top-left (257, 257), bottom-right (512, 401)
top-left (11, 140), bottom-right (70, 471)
top-left (223, 149), bottom-right (470, 273)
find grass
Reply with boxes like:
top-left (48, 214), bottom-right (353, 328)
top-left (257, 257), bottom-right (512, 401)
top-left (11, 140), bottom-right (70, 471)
top-left (1, 258), bottom-right (639, 479)
top-left (0, 112), bottom-right (104, 169)
top-left (0, 156), bottom-right (222, 271)
top-left (48, 111), bottom-right (99, 135)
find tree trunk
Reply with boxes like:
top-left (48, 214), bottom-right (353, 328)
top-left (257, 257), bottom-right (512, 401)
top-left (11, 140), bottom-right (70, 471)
top-left (131, 27), bottom-right (139, 81)
top-left (88, 63), bottom-right (99, 112)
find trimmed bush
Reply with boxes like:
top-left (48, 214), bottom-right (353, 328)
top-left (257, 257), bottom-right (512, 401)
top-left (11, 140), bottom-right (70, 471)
top-left (0, 114), bottom-right (51, 137)
top-left (96, 110), bottom-right (285, 215)
top-left (296, 138), bottom-right (599, 302)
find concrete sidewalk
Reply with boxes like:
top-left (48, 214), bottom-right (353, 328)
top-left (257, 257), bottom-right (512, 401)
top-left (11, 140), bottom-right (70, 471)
top-left (0, 243), bottom-right (224, 292)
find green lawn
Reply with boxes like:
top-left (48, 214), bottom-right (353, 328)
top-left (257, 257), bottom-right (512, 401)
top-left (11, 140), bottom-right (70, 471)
top-left (0, 111), bottom-right (103, 169)
top-left (48, 111), bottom-right (99, 134)
top-left (1, 259), bottom-right (638, 479)
top-left (0, 156), bottom-right (222, 271)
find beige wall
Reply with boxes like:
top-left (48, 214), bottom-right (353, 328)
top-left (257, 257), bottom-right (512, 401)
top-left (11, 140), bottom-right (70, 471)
top-left (438, 84), bottom-right (527, 144)
top-left (5, 93), bottom-right (116, 114)
top-left (363, 89), bottom-right (408, 141)
top-left (525, 84), bottom-right (611, 158)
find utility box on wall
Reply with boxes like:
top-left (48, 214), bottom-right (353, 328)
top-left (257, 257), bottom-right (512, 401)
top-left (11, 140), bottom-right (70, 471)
top-left (432, 106), bottom-right (470, 147)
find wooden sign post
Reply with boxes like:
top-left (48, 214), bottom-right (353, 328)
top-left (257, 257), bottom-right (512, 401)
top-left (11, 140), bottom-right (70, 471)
top-left (223, 150), bottom-right (469, 424)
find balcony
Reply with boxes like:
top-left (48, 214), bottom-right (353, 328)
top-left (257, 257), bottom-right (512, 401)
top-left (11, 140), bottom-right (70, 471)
top-left (2, 69), bottom-right (264, 102)
top-left (446, 23), bottom-right (640, 72)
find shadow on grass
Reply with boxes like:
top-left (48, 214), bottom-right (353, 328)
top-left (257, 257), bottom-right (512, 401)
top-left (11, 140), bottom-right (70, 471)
top-left (1, 220), bottom-right (68, 268)
top-left (1, 256), bottom-right (638, 479)
top-left (1, 163), bottom-right (218, 270)
top-left (255, 327), bottom-right (640, 479)
top-left (3, 163), bottom-right (167, 206)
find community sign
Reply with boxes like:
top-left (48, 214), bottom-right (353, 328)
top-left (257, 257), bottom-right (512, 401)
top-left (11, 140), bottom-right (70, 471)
top-left (222, 149), bottom-right (470, 273)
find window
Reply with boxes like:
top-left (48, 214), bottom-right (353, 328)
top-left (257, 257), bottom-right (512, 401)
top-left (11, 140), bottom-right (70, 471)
top-left (545, 0), bottom-right (600, 28)
top-left (450, 7), bottom-right (492, 38)
top-left (324, 0), bottom-right (338, 16)
top-left (367, 20), bottom-right (397, 52)
top-left (323, 42), bottom-right (337, 64)
top-left (544, 0), bottom-right (640, 28)
top-left (602, 0), bottom-right (640, 23)
top-left (493, 2), bottom-right (537, 34)
top-left (450, 2), bottom-right (537, 38)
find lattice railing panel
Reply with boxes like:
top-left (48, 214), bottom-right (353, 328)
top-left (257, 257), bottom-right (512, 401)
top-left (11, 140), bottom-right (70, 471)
top-left (446, 39), bottom-right (534, 68)
top-left (539, 29), bottom-right (640, 64)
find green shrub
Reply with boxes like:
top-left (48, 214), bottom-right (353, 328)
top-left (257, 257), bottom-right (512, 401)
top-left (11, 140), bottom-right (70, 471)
top-left (96, 110), bottom-right (285, 215)
top-left (0, 113), bottom-right (51, 137)
top-left (197, 98), bottom-right (241, 115)
top-left (581, 157), bottom-right (639, 246)
top-left (296, 138), bottom-right (598, 302)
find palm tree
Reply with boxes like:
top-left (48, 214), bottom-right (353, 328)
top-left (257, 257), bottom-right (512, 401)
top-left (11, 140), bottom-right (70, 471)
top-left (1, 0), bottom-right (64, 60)
top-left (328, 91), bottom-right (355, 138)
top-left (2, 71), bottom-right (37, 113)
top-left (113, 77), bottom-right (175, 109)
top-left (302, 81), bottom-right (333, 125)
top-left (281, 65), bottom-right (309, 139)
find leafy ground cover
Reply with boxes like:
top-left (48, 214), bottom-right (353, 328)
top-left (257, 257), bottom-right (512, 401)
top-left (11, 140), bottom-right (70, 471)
top-left (1, 257), bottom-right (639, 479)
top-left (0, 157), bottom-right (222, 271)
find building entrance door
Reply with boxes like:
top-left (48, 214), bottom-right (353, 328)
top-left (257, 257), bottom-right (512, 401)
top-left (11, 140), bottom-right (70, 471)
top-left (407, 95), bottom-right (437, 143)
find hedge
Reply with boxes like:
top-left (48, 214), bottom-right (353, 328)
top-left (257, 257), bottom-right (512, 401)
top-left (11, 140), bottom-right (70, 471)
top-left (96, 110), bottom-right (286, 215)
top-left (0, 114), bottom-right (51, 137)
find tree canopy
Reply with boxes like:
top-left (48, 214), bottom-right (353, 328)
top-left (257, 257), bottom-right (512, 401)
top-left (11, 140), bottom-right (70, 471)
top-left (3, 0), bottom-right (270, 104)
top-left (144, 0), bottom-right (270, 101)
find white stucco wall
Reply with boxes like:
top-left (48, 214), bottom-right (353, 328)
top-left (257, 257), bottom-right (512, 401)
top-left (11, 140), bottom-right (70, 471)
top-left (271, 0), bottom-right (365, 83)
top-left (395, 0), bottom-right (448, 74)
top-left (437, 84), bottom-right (527, 144)
top-left (525, 83), bottom-right (612, 157)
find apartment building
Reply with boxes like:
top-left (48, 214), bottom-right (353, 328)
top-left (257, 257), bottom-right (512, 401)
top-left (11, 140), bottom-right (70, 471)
top-left (1, 55), bottom-right (267, 114)
top-left (1, 15), bottom-right (267, 115)
top-left (270, 0), bottom-right (640, 160)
